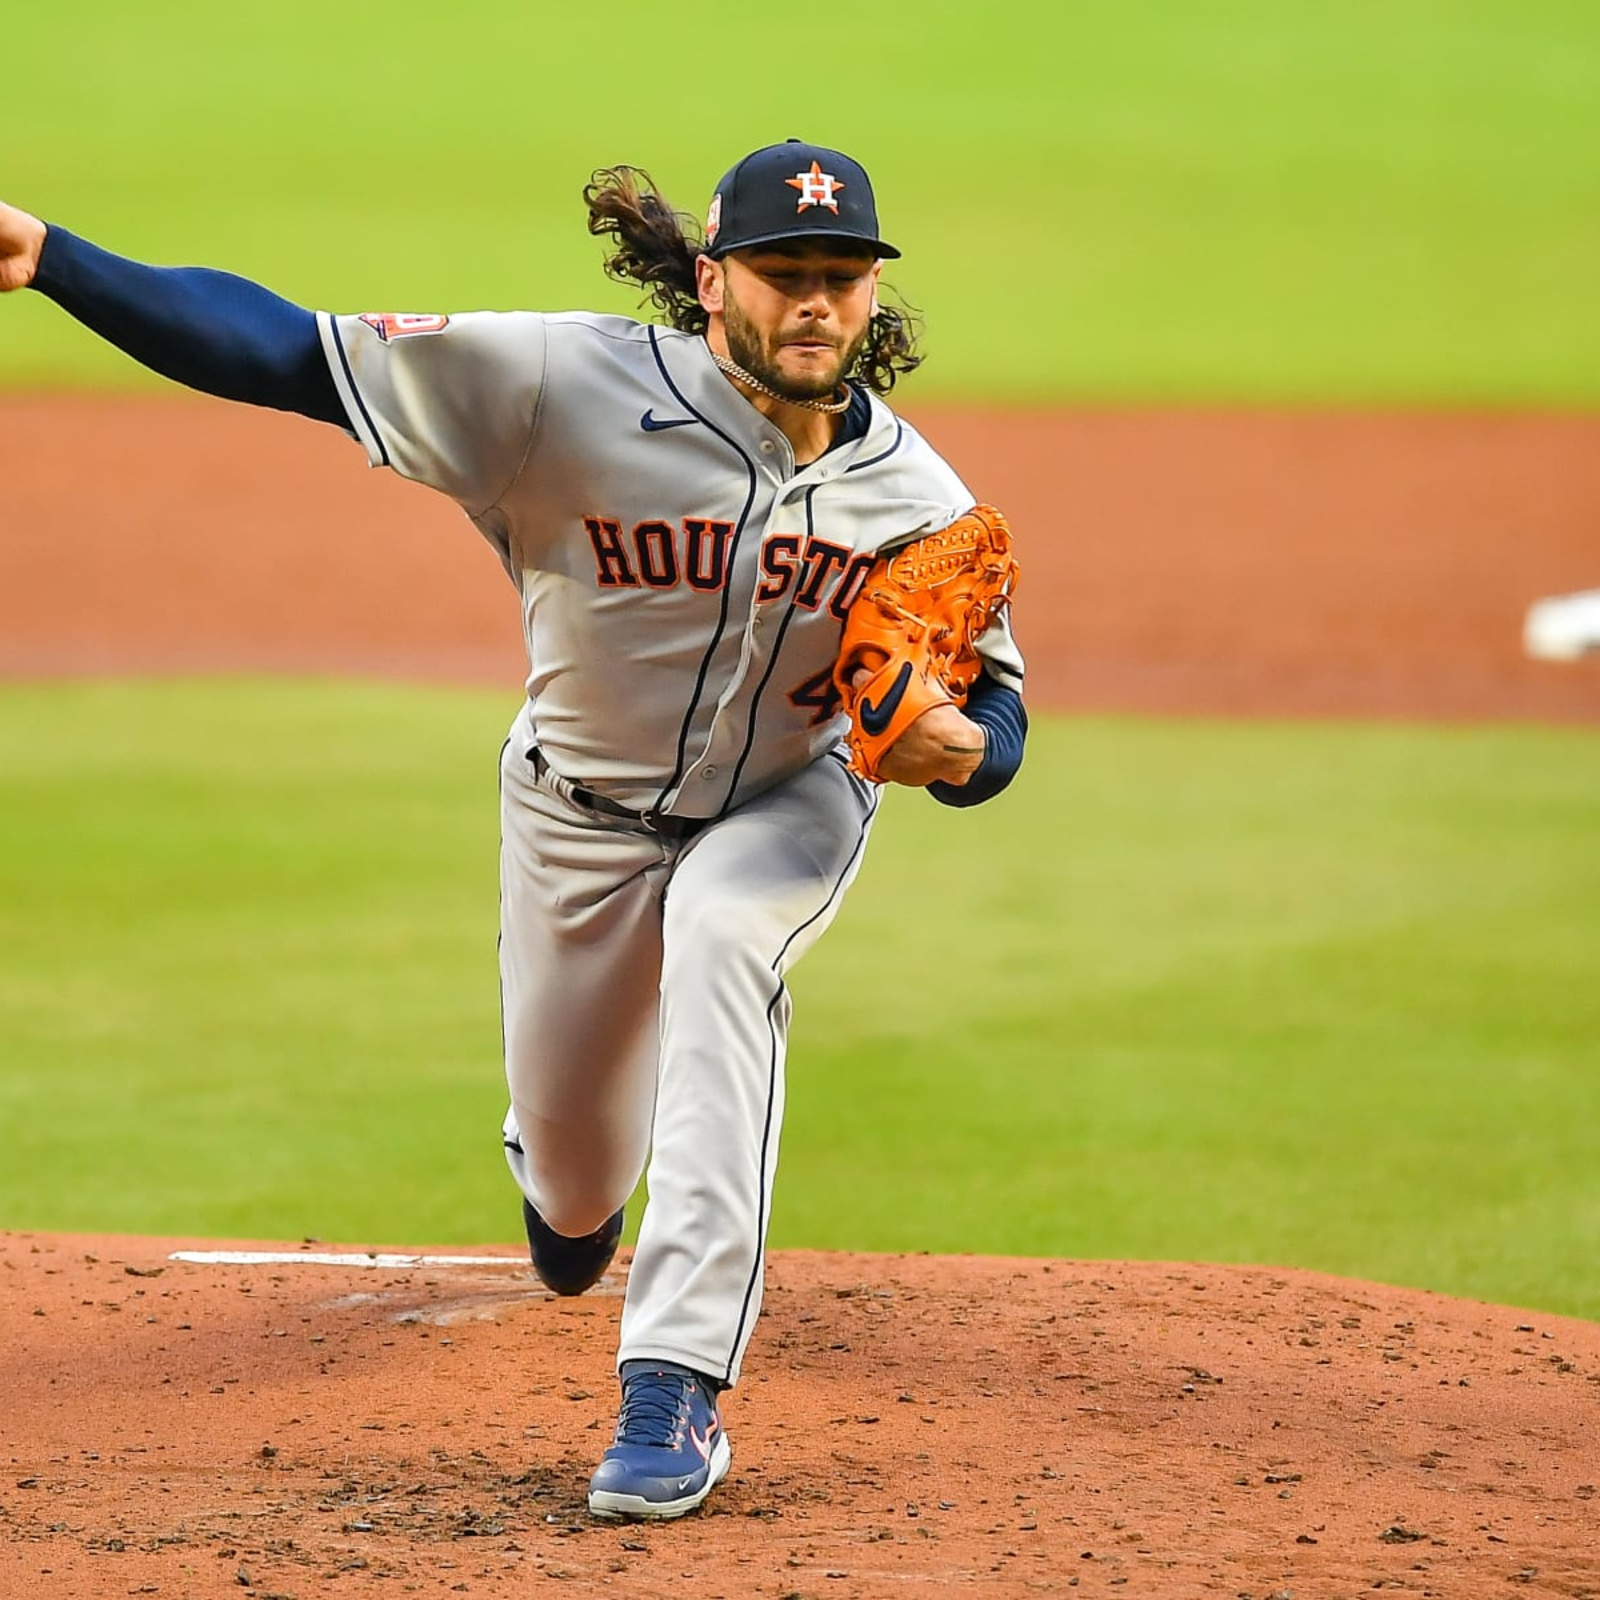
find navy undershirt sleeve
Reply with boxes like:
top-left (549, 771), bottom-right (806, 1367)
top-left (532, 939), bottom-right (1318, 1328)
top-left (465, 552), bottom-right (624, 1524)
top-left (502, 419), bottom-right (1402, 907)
top-left (30, 226), bottom-right (345, 427)
top-left (927, 672), bottom-right (1028, 808)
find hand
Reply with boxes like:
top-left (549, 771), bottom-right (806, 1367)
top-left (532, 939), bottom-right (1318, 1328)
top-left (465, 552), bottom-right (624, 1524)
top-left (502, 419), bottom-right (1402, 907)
top-left (0, 202), bottom-right (48, 293)
top-left (850, 668), bottom-right (986, 788)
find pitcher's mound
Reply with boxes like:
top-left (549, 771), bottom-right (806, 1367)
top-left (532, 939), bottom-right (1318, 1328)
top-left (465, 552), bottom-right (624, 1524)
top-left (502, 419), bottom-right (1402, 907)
top-left (4, 1233), bottom-right (1597, 1598)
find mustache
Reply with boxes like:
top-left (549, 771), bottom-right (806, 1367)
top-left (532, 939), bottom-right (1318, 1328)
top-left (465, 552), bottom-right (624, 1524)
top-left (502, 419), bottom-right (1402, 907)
top-left (776, 330), bottom-right (845, 350)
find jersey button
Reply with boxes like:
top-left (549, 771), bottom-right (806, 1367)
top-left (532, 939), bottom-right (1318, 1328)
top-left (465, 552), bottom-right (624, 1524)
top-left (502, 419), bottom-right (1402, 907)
top-left (759, 440), bottom-right (776, 455)
top-left (701, 765), bottom-right (719, 780)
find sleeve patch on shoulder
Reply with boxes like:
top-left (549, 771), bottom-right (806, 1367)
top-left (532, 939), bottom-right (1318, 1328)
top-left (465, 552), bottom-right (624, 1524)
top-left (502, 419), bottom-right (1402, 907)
top-left (358, 313), bottom-right (450, 343)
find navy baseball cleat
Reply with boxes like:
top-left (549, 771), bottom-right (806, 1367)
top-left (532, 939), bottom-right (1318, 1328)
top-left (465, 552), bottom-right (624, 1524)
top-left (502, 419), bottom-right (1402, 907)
top-left (521, 1199), bottom-right (623, 1297)
top-left (587, 1360), bottom-right (732, 1520)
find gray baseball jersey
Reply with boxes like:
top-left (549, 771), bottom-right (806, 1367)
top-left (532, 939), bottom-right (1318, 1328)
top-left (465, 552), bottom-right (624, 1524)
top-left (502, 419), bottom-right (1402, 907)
top-left (317, 309), bottom-right (1024, 816)
top-left (314, 305), bottom-right (1026, 1386)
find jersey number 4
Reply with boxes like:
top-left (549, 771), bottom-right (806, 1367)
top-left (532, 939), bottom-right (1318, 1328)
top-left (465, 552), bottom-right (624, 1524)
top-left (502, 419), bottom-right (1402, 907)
top-left (788, 666), bottom-right (843, 726)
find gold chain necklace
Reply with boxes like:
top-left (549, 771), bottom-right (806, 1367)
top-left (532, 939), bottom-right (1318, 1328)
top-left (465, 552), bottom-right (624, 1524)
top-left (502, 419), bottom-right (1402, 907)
top-left (710, 351), bottom-right (852, 416)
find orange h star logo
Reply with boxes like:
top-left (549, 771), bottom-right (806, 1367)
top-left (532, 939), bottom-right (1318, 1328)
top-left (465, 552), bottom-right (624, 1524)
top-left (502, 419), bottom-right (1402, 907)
top-left (785, 160), bottom-right (844, 215)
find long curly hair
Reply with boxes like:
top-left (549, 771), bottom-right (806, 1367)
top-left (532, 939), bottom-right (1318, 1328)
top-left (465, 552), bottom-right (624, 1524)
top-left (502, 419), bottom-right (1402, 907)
top-left (582, 165), bottom-right (924, 396)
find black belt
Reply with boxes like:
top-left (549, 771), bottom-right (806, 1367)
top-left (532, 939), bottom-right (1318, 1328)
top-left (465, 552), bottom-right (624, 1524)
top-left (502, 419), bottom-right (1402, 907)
top-left (572, 785), bottom-right (707, 842)
top-left (528, 748), bottom-right (707, 842)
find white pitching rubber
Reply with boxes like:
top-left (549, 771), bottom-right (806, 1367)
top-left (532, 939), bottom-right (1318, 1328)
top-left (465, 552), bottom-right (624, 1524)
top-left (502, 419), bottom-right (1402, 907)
top-left (169, 1251), bottom-right (524, 1268)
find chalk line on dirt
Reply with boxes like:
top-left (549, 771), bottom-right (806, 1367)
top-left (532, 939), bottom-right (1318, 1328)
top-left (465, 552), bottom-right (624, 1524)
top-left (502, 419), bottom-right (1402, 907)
top-left (170, 1249), bottom-right (526, 1268)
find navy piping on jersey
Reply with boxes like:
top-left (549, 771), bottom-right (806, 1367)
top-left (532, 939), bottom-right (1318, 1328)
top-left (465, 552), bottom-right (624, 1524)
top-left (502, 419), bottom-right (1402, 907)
top-left (325, 317), bottom-right (390, 468)
top-left (646, 327), bottom-right (760, 817)
top-left (844, 416), bottom-right (904, 473)
top-left (722, 782), bottom-right (879, 1384)
top-left (494, 736), bottom-right (512, 1112)
top-left (715, 484), bottom-right (821, 817)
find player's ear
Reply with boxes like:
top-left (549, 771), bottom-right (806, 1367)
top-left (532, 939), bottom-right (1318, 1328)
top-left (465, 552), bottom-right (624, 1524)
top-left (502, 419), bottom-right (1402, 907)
top-left (695, 254), bottom-right (724, 316)
top-left (869, 261), bottom-right (882, 317)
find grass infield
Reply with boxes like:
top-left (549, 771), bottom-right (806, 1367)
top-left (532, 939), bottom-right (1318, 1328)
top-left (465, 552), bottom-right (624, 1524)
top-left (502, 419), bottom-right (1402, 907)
top-left (2, 680), bottom-right (1597, 1319)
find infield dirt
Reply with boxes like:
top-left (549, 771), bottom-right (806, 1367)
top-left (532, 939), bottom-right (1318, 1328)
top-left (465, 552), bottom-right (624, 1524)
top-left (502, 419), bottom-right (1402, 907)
top-left (2, 397), bottom-right (1597, 720)
top-left (1, 398), bottom-right (1597, 1597)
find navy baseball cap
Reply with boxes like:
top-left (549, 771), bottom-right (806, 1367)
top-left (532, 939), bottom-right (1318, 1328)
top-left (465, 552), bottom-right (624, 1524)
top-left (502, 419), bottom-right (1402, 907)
top-left (703, 138), bottom-right (900, 260)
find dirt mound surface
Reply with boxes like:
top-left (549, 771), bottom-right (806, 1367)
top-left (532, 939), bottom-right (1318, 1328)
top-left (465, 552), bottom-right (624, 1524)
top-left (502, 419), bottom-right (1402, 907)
top-left (4, 1232), bottom-right (1597, 1598)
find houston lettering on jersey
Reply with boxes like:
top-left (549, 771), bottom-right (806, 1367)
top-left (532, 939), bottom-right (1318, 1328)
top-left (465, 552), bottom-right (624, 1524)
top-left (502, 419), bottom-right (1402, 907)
top-left (582, 517), bottom-right (873, 616)
top-left (585, 517), bottom-right (734, 592)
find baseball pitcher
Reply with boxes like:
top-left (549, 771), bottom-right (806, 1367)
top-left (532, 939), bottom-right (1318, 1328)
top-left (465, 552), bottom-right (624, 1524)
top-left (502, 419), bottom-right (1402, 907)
top-left (0, 138), bottom-right (1027, 1520)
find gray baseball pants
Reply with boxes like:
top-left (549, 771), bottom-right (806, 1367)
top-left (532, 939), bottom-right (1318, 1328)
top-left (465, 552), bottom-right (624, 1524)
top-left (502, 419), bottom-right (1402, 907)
top-left (497, 714), bottom-right (878, 1386)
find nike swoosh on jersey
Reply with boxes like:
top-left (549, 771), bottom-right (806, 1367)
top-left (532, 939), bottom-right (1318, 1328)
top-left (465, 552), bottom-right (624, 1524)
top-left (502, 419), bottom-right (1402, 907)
top-left (640, 410), bottom-right (696, 432)
top-left (858, 661), bottom-right (915, 736)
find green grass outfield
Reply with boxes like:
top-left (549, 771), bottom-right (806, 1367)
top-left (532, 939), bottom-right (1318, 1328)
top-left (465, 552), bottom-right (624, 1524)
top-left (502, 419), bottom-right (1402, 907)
top-left (4, 1), bottom-right (1599, 404)
top-left (2, 681), bottom-right (1597, 1320)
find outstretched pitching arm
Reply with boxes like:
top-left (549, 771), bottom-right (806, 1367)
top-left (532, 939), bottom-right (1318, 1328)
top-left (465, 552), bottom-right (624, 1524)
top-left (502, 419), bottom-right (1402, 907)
top-left (0, 201), bottom-right (343, 424)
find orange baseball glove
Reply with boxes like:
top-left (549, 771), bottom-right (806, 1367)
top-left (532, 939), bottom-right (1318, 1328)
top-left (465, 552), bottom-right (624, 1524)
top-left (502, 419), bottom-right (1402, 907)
top-left (833, 504), bottom-right (1020, 783)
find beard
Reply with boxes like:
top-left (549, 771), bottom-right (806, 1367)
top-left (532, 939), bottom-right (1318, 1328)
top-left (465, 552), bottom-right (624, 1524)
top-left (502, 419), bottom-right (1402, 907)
top-left (721, 289), bottom-right (867, 402)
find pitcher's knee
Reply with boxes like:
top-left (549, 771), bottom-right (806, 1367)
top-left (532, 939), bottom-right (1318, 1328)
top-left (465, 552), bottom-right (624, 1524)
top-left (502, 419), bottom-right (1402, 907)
top-left (515, 1123), bottom-right (635, 1238)
top-left (535, 1192), bottom-right (624, 1239)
